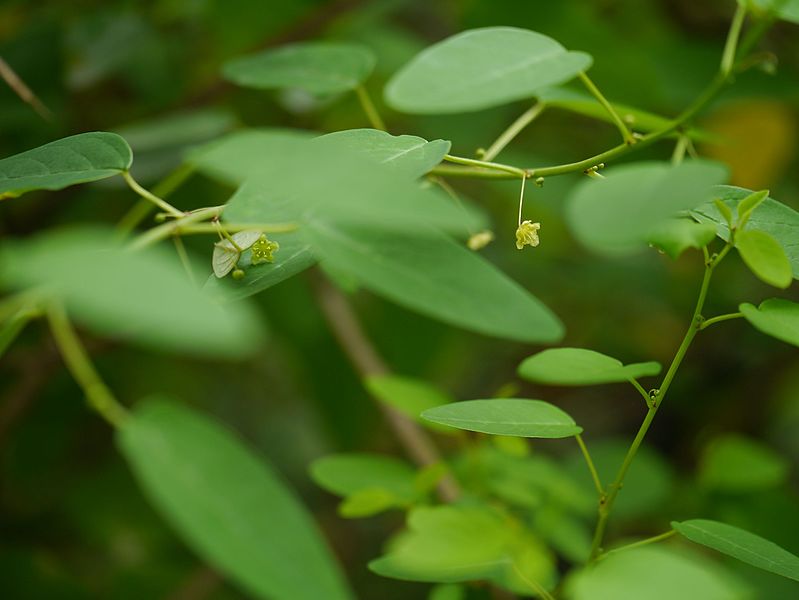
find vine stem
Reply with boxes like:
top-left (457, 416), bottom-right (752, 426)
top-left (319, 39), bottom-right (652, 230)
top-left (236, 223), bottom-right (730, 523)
top-left (46, 303), bottom-right (128, 428)
top-left (355, 85), bottom-right (386, 131)
top-left (129, 207), bottom-right (222, 250)
top-left (597, 530), bottom-right (677, 561)
top-left (311, 274), bottom-right (461, 503)
top-left (700, 311), bottom-right (744, 330)
top-left (481, 102), bottom-right (545, 162)
top-left (443, 154), bottom-right (528, 178)
top-left (578, 72), bottom-right (635, 144)
top-left (117, 164), bottom-right (195, 236)
top-left (589, 247), bottom-right (722, 561)
top-left (575, 434), bottom-right (603, 497)
top-left (122, 171), bottom-right (184, 218)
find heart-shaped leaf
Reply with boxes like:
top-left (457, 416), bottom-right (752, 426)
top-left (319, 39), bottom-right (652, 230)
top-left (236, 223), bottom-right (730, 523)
top-left (740, 299), bottom-right (799, 348)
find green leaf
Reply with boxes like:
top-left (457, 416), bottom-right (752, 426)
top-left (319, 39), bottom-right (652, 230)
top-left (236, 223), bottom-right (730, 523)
top-left (365, 375), bottom-right (454, 431)
top-left (0, 132), bottom-right (132, 199)
top-left (309, 453), bottom-right (418, 503)
top-left (564, 546), bottom-right (745, 600)
top-left (518, 348), bottom-right (660, 386)
top-left (0, 227), bottom-right (263, 358)
top-left (714, 198), bottom-right (735, 227)
top-left (567, 160), bottom-right (728, 256)
top-left (422, 399), bottom-right (581, 438)
top-left (740, 299), bottom-right (799, 348)
top-left (429, 584), bottom-right (466, 600)
top-left (369, 504), bottom-right (555, 593)
top-left (223, 42), bottom-right (376, 95)
top-left (736, 229), bottom-right (792, 288)
top-left (693, 185), bottom-right (799, 279)
top-left (741, 0), bottom-right (799, 24)
top-left (385, 27), bottom-right (592, 114)
top-left (204, 234), bottom-right (316, 301)
top-left (338, 488), bottom-right (399, 518)
top-left (648, 218), bottom-right (718, 259)
top-left (736, 189), bottom-right (770, 227)
top-left (211, 230), bottom-right (262, 278)
top-left (699, 433), bottom-right (789, 492)
top-left (118, 399), bottom-right (353, 600)
top-left (315, 129), bottom-right (450, 179)
top-left (305, 221), bottom-right (563, 343)
top-left (673, 519), bottom-right (799, 582)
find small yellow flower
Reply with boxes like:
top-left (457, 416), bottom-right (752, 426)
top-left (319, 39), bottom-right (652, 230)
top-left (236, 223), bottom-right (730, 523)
top-left (251, 235), bottom-right (280, 264)
top-left (515, 220), bottom-right (541, 250)
top-left (467, 230), bottom-right (495, 251)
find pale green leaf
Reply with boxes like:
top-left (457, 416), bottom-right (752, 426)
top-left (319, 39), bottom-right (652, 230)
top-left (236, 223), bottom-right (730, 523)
top-left (518, 347), bottom-right (660, 386)
top-left (648, 218), bottom-right (717, 259)
top-left (385, 27), bottom-right (592, 114)
top-left (736, 230), bottom-right (792, 288)
top-left (0, 228), bottom-right (263, 358)
top-left (309, 453), bottom-right (418, 503)
top-left (564, 546), bottom-right (746, 600)
top-left (223, 42), bottom-right (376, 95)
top-left (567, 160), bottom-right (728, 255)
top-left (673, 519), bottom-right (799, 582)
top-left (737, 189), bottom-right (770, 227)
top-left (365, 375), bottom-right (454, 432)
top-left (422, 399), bottom-right (581, 438)
top-left (0, 132), bottom-right (132, 198)
top-left (315, 129), bottom-right (450, 179)
top-left (305, 221), bottom-right (563, 343)
top-left (118, 399), bottom-right (353, 600)
top-left (740, 299), bottom-right (799, 348)
top-left (699, 433), bottom-right (789, 492)
top-left (693, 186), bottom-right (799, 279)
top-left (429, 584), bottom-right (466, 600)
top-left (339, 488), bottom-right (399, 518)
top-left (741, 0), bottom-right (799, 24)
top-left (211, 230), bottom-right (262, 278)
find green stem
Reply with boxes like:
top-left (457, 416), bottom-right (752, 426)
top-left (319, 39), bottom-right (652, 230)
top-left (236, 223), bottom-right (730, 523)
top-left (172, 235), bottom-right (197, 287)
top-left (481, 102), bottom-right (546, 161)
top-left (597, 530), bottom-right (677, 561)
top-left (671, 136), bottom-right (688, 165)
top-left (700, 311), bottom-right (744, 330)
top-left (0, 306), bottom-right (40, 359)
top-left (355, 85), bottom-right (386, 131)
top-left (122, 170), bottom-right (184, 218)
top-left (576, 434), bottom-right (604, 497)
top-left (182, 222), bottom-right (298, 235)
top-left (511, 562), bottom-right (555, 600)
top-left (129, 206), bottom-right (222, 250)
top-left (629, 378), bottom-right (653, 408)
top-left (721, 3), bottom-right (748, 76)
top-left (116, 164), bottom-right (196, 237)
top-left (46, 303), bottom-right (128, 428)
top-left (578, 72), bottom-right (635, 144)
top-left (443, 154), bottom-right (528, 178)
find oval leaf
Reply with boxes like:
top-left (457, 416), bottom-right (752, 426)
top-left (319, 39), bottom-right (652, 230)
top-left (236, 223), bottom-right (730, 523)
top-left (422, 399), bottom-right (581, 438)
top-left (385, 27), bottom-right (592, 114)
top-left (699, 433), bottom-right (789, 492)
top-left (518, 348), bottom-right (660, 386)
top-left (736, 229), bottom-right (792, 289)
top-left (0, 227), bottom-right (263, 358)
top-left (315, 129), bottom-right (450, 179)
top-left (740, 299), bottom-right (799, 348)
top-left (119, 400), bottom-right (353, 600)
top-left (0, 132), bottom-right (132, 199)
top-left (309, 453), bottom-right (418, 502)
top-left (673, 519), bottom-right (799, 582)
top-left (567, 160), bottom-right (728, 256)
top-left (223, 42), bottom-right (376, 95)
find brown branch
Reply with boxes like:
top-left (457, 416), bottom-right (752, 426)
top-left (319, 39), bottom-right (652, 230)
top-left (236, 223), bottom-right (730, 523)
top-left (311, 273), bottom-right (460, 503)
top-left (0, 56), bottom-right (53, 121)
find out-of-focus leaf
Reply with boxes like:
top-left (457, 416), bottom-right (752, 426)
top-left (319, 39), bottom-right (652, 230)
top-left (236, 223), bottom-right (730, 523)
top-left (736, 230), bottom-right (792, 288)
top-left (0, 132), bottom-right (132, 198)
top-left (673, 519), bottom-right (799, 582)
top-left (315, 129), bottom-right (450, 179)
top-left (429, 583), bottom-right (466, 600)
top-left (385, 27), bottom-right (592, 114)
top-left (118, 399), bottom-right (353, 600)
top-left (648, 218), bottom-right (717, 259)
top-left (518, 347), bottom-right (660, 385)
top-left (309, 453), bottom-right (418, 503)
top-left (742, 0), bottom-right (799, 23)
top-left (0, 228), bottom-right (262, 358)
top-left (365, 375), bottom-right (454, 431)
top-left (567, 160), bottom-right (728, 256)
top-left (422, 399), bottom-right (581, 438)
top-left (699, 433), bottom-right (790, 492)
top-left (223, 42), bottom-right (376, 95)
top-left (694, 186), bottom-right (799, 279)
top-left (740, 299), bottom-right (799, 348)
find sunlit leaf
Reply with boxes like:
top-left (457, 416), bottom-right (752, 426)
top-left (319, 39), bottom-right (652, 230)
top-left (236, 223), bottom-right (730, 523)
top-left (119, 400), bottom-right (353, 600)
top-left (0, 132), bottom-right (132, 198)
top-left (518, 347), bottom-right (660, 386)
top-left (736, 229), bottom-right (792, 288)
top-left (422, 399), bottom-right (581, 438)
top-left (740, 299), bottom-right (799, 348)
top-left (673, 519), bottom-right (799, 582)
top-left (223, 42), bottom-right (376, 95)
top-left (699, 433), bottom-right (789, 492)
top-left (567, 160), bottom-right (728, 256)
top-left (385, 27), bottom-right (592, 114)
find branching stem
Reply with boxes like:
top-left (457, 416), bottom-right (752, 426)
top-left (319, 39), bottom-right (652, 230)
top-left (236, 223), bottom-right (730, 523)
top-left (578, 72), bottom-right (635, 144)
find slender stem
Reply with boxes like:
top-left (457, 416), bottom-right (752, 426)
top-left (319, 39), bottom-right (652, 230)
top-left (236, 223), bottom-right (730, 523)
top-left (129, 207), bottom-right (222, 250)
top-left (575, 434), bottom-right (604, 497)
top-left (178, 222), bottom-right (298, 235)
top-left (598, 530), bottom-right (677, 561)
top-left (511, 562), bottom-right (555, 600)
top-left (700, 311), bottom-right (744, 330)
top-left (481, 102), bottom-right (546, 161)
top-left (721, 4), bottom-right (747, 76)
top-left (629, 378), bottom-right (652, 408)
top-left (671, 136), bottom-right (688, 165)
top-left (172, 235), bottom-right (197, 287)
top-left (116, 164), bottom-right (195, 237)
top-left (0, 56), bottom-right (52, 120)
top-left (443, 154), bottom-right (529, 178)
top-left (517, 175), bottom-right (527, 226)
top-left (46, 303), bottom-right (128, 428)
top-left (0, 307), bottom-right (40, 359)
top-left (122, 171), bottom-right (184, 218)
top-left (578, 72), bottom-right (635, 144)
top-left (355, 85), bottom-right (386, 131)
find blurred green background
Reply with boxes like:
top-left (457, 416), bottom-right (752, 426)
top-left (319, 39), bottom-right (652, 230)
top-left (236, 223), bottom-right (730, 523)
top-left (1, 0), bottom-right (798, 598)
